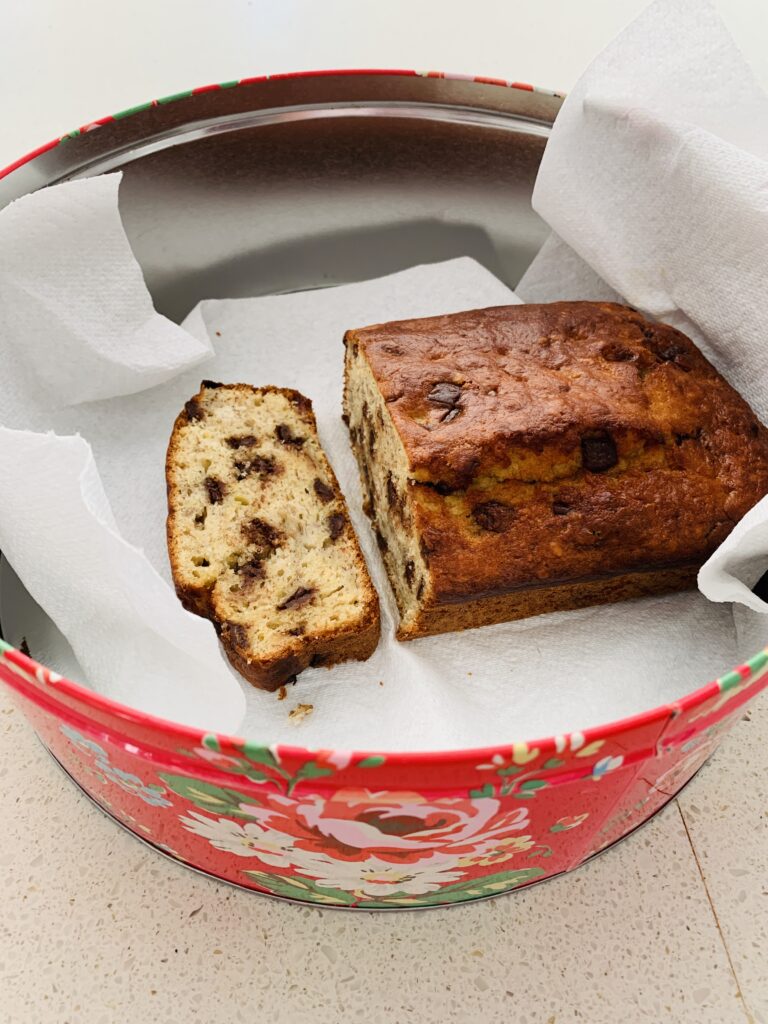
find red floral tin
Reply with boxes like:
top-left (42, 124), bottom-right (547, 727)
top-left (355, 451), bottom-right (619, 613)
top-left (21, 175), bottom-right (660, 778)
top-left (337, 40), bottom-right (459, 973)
top-left (1, 70), bottom-right (766, 909)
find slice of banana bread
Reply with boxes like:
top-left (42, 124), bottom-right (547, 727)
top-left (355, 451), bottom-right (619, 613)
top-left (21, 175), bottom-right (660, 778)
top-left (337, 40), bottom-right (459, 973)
top-left (166, 381), bottom-right (379, 690)
top-left (343, 302), bottom-right (768, 640)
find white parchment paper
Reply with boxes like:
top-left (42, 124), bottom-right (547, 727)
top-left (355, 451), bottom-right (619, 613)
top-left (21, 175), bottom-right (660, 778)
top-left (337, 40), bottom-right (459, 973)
top-left (1, 0), bottom-right (766, 746)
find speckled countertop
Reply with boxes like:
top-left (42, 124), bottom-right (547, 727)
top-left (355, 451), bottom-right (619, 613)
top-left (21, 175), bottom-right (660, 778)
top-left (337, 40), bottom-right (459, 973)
top-left (2, 684), bottom-right (766, 1023)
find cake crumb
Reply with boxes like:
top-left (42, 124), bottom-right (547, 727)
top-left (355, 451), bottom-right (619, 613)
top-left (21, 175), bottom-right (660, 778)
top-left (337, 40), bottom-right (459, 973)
top-left (276, 685), bottom-right (287, 701)
top-left (215, 330), bottom-right (222, 337)
top-left (288, 703), bottom-right (314, 724)
top-left (378, 680), bottom-right (384, 687)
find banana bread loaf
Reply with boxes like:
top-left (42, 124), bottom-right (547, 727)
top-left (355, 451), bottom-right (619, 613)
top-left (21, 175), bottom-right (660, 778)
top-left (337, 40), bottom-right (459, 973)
top-left (343, 301), bottom-right (768, 640)
top-left (167, 381), bottom-right (379, 689)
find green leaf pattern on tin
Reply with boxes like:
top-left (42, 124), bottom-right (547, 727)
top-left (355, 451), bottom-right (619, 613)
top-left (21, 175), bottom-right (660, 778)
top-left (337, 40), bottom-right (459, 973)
top-left (243, 865), bottom-right (546, 906)
top-left (474, 746), bottom-right (553, 799)
top-left (179, 741), bottom-right (369, 796)
top-left (158, 773), bottom-right (264, 819)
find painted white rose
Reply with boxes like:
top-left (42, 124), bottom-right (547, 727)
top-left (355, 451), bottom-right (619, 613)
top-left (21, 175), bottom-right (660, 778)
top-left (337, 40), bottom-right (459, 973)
top-left (291, 850), bottom-right (466, 897)
top-left (179, 811), bottom-right (300, 867)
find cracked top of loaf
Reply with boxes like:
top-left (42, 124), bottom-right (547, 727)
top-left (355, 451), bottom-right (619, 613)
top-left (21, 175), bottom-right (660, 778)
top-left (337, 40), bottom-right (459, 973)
top-left (347, 301), bottom-right (768, 601)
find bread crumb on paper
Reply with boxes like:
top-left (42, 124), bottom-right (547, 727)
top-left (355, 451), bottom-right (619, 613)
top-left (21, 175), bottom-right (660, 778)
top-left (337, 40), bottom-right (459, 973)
top-left (276, 685), bottom-right (287, 701)
top-left (288, 703), bottom-right (314, 724)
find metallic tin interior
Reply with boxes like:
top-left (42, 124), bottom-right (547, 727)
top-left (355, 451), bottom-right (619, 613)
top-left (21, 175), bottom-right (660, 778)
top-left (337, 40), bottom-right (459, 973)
top-left (0, 74), bottom-right (557, 649)
top-left (0, 76), bottom-right (556, 323)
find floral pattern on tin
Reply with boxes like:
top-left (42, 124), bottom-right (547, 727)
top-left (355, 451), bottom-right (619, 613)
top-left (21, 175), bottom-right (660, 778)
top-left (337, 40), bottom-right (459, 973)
top-left (164, 769), bottom-right (548, 905)
top-left (60, 725), bottom-right (171, 807)
top-left (0, 636), bottom-right (759, 907)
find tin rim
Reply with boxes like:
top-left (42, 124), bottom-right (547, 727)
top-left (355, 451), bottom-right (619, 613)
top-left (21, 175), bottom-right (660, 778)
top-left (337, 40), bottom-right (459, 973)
top-left (0, 67), bottom-right (766, 767)
top-left (0, 68), bottom-right (563, 183)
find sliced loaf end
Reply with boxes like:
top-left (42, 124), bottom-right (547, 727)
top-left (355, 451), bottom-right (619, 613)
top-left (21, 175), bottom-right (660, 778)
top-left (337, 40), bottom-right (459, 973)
top-left (166, 381), bottom-right (379, 690)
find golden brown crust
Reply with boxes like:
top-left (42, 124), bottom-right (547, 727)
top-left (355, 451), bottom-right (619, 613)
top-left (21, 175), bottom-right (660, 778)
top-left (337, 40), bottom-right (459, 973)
top-left (396, 565), bottom-right (698, 640)
top-left (221, 612), bottom-right (381, 691)
top-left (349, 302), bottom-right (768, 484)
top-left (166, 381), bottom-right (380, 690)
top-left (346, 302), bottom-right (768, 615)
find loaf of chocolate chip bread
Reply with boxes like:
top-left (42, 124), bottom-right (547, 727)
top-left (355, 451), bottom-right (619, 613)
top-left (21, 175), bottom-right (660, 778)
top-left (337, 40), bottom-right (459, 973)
top-left (343, 302), bottom-right (768, 640)
top-left (167, 382), bottom-right (379, 689)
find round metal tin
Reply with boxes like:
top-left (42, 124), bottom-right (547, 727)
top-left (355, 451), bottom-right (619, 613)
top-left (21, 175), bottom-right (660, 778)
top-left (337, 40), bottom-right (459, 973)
top-left (1, 70), bottom-right (766, 909)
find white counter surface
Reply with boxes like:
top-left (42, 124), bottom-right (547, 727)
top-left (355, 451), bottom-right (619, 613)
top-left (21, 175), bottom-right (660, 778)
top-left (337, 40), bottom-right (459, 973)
top-left (2, 2), bottom-right (767, 1021)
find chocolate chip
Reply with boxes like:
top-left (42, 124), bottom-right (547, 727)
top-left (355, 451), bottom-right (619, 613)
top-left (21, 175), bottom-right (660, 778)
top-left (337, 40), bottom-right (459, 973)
top-left (198, 558), bottom-right (210, 567)
top-left (360, 461), bottom-right (374, 503)
top-left (386, 473), bottom-right (398, 508)
top-left (194, 510), bottom-right (207, 525)
top-left (241, 518), bottom-right (282, 556)
top-left (375, 529), bottom-right (389, 553)
top-left (441, 407), bottom-right (461, 424)
top-left (328, 513), bottom-right (345, 540)
top-left (234, 556), bottom-right (265, 580)
top-left (601, 343), bottom-right (635, 362)
top-left (642, 330), bottom-right (693, 371)
top-left (659, 344), bottom-right (683, 362)
top-left (404, 560), bottom-right (416, 587)
top-left (428, 382), bottom-right (462, 407)
top-left (416, 578), bottom-right (425, 601)
top-left (275, 424), bottom-right (305, 447)
top-left (751, 423), bottom-right (760, 438)
top-left (419, 536), bottom-right (433, 562)
top-left (673, 428), bottom-right (703, 446)
top-left (204, 476), bottom-right (225, 503)
top-left (226, 435), bottom-right (258, 449)
top-left (419, 479), bottom-right (455, 495)
top-left (313, 478), bottom-right (335, 503)
top-left (234, 455), bottom-right (277, 480)
top-left (341, 412), bottom-right (350, 426)
top-left (277, 587), bottom-right (316, 611)
top-left (221, 621), bottom-right (248, 649)
top-left (310, 652), bottom-right (327, 668)
top-left (287, 625), bottom-right (306, 637)
top-left (552, 500), bottom-right (571, 516)
top-left (471, 501), bottom-right (516, 532)
top-left (185, 398), bottom-right (204, 421)
top-left (581, 433), bottom-right (618, 473)
top-left (201, 379), bottom-right (223, 389)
